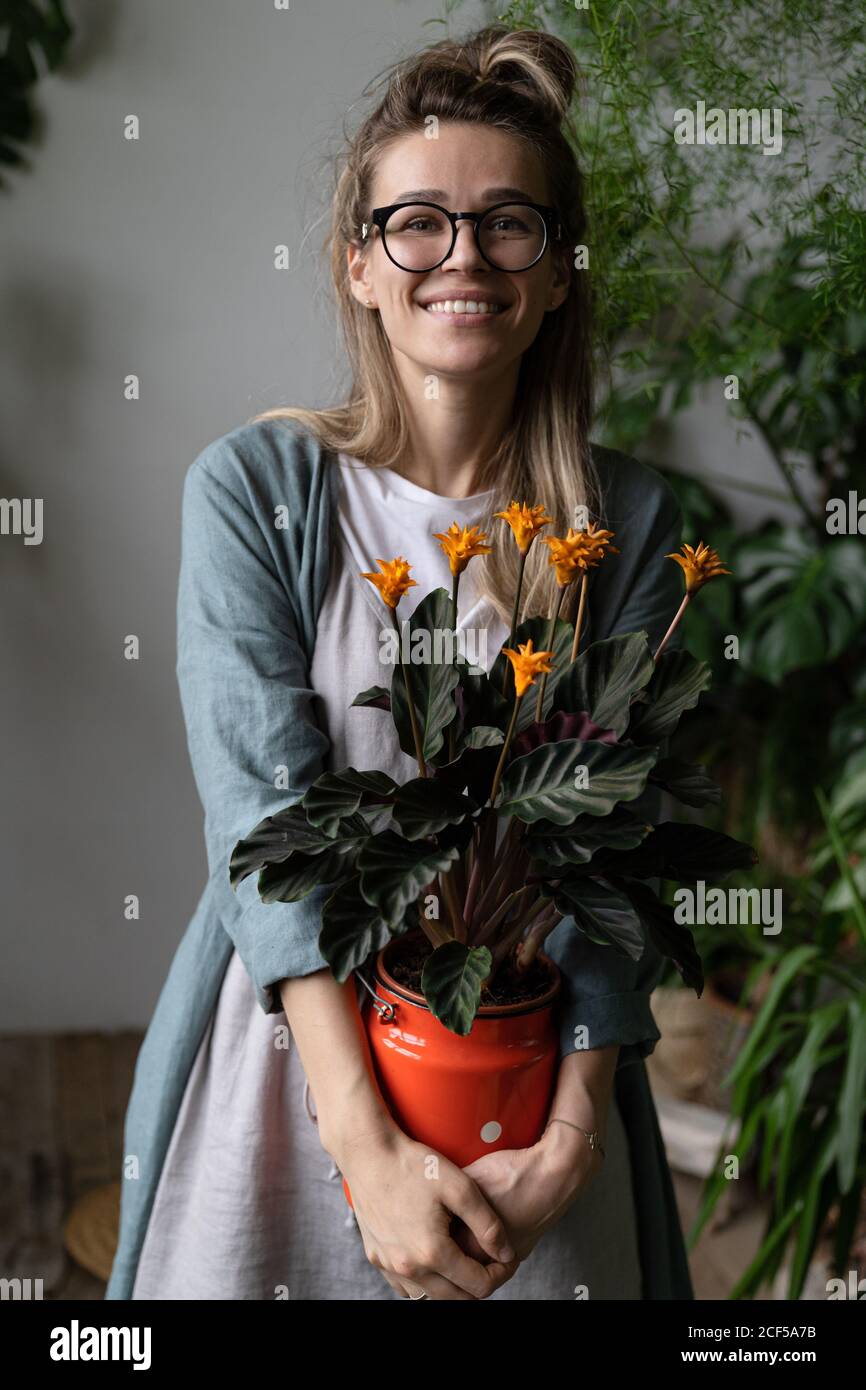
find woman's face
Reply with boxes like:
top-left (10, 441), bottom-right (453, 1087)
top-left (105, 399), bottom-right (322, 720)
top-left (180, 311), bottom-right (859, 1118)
top-left (347, 122), bottom-right (570, 386)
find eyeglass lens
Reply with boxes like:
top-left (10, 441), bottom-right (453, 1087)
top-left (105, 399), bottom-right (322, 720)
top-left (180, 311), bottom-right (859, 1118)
top-left (382, 204), bottom-right (547, 272)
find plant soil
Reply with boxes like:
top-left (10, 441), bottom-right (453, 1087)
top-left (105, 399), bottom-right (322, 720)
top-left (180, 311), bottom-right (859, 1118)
top-left (386, 933), bottom-right (554, 1007)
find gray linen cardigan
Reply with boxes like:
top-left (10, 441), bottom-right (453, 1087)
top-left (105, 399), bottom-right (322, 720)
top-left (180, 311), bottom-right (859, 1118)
top-left (105, 418), bottom-right (695, 1301)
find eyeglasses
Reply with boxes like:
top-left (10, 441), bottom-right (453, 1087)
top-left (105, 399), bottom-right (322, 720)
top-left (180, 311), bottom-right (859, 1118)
top-left (360, 201), bottom-right (562, 274)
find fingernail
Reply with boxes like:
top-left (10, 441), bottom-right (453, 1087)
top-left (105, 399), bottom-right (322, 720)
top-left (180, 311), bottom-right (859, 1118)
top-left (498, 1245), bottom-right (515, 1262)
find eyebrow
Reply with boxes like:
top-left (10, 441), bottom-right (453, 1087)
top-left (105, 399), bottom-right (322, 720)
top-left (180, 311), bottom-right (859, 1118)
top-left (388, 186), bottom-right (538, 204)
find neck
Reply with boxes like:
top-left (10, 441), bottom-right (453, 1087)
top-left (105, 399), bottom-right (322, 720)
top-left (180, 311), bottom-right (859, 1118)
top-left (391, 352), bottom-right (520, 498)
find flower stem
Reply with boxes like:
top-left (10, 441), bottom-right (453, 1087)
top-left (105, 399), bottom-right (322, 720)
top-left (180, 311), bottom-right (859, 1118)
top-left (417, 899), bottom-right (451, 949)
top-left (515, 901), bottom-right (561, 971)
top-left (439, 867), bottom-right (467, 943)
top-left (534, 585), bottom-right (566, 722)
top-left (480, 886), bottom-right (533, 954)
top-left (521, 892), bottom-right (556, 937)
top-left (392, 608), bottom-right (427, 777)
top-left (502, 549), bottom-right (528, 698)
top-left (471, 818), bottom-right (518, 929)
top-left (569, 573), bottom-right (589, 663)
top-left (463, 835), bottom-right (484, 928)
top-left (653, 593), bottom-right (690, 662)
top-left (479, 846), bottom-right (532, 942)
top-left (447, 571), bottom-right (460, 761)
top-left (489, 694), bottom-right (522, 809)
top-left (487, 822), bottom-right (527, 908)
top-left (491, 897), bottom-right (544, 971)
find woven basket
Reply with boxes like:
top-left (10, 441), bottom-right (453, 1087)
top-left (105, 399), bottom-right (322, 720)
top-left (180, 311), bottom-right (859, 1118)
top-left (648, 983), bottom-right (754, 1111)
top-left (62, 1181), bottom-right (121, 1283)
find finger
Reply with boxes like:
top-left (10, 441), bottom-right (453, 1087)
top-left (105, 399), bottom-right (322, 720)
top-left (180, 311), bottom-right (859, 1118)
top-left (445, 1173), bottom-right (515, 1264)
top-left (436, 1245), bottom-right (519, 1299)
top-left (450, 1218), bottom-right (491, 1264)
top-left (384, 1272), bottom-right (472, 1302)
top-left (405, 1271), bottom-right (479, 1301)
top-left (379, 1271), bottom-right (417, 1299)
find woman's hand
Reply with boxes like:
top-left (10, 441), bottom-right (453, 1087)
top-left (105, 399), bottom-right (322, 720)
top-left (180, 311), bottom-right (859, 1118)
top-left (333, 1119), bottom-right (522, 1300)
top-left (450, 1119), bottom-right (603, 1264)
top-left (449, 1047), bottom-right (619, 1266)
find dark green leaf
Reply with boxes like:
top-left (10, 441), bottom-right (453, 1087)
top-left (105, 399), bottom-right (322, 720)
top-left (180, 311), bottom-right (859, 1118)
top-left (421, 939), bottom-right (492, 1036)
top-left (230, 803), bottom-right (364, 888)
top-left (552, 877), bottom-right (647, 958)
top-left (590, 822), bottom-right (757, 882)
top-left (435, 816), bottom-right (476, 855)
top-left (725, 946), bottom-right (821, 1089)
top-left (627, 650), bottom-right (712, 743)
top-left (319, 875), bottom-right (396, 982)
top-left (391, 778), bottom-right (477, 840)
top-left (552, 632), bottom-right (655, 734)
top-left (258, 845), bottom-right (349, 904)
top-left (649, 757), bottom-right (721, 807)
top-left (620, 880), bottom-right (704, 994)
top-left (357, 830), bottom-right (459, 925)
top-left (433, 741), bottom-right (501, 804)
top-left (776, 1004), bottom-right (846, 1207)
top-left (785, 1131), bottom-right (838, 1301)
top-left (350, 685), bottom-right (391, 711)
top-left (738, 530), bottom-right (866, 682)
top-left (837, 998), bottom-right (866, 1194)
top-left (496, 738), bottom-right (658, 825)
top-left (526, 808), bottom-right (652, 869)
top-left (302, 768), bottom-right (397, 837)
top-left (390, 589), bottom-right (461, 761)
top-left (454, 654), bottom-right (510, 737)
top-left (465, 724), bottom-right (505, 748)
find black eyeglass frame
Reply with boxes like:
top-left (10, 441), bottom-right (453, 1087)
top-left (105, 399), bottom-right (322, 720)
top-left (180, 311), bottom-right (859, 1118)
top-left (360, 200), bottom-right (564, 274)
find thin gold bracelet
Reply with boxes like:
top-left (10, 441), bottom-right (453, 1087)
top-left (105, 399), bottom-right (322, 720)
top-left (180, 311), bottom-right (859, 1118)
top-left (544, 1117), bottom-right (606, 1160)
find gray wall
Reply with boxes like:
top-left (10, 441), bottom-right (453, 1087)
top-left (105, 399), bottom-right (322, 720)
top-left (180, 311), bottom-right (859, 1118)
top-left (1, 0), bottom-right (791, 1031)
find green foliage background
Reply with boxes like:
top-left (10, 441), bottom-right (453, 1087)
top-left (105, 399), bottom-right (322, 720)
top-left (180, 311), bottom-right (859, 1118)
top-left (0, 0), bottom-right (74, 187)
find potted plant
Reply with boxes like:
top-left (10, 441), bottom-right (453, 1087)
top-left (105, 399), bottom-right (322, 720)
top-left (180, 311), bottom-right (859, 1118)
top-left (687, 794), bottom-right (866, 1299)
top-left (231, 507), bottom-right (755, 1204)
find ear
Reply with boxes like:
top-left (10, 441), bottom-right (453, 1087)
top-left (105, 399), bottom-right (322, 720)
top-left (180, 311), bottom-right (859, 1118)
top-left (347, 241), bottom-right (377, 309)
top-left (545, 246), bottom-right (572, 313)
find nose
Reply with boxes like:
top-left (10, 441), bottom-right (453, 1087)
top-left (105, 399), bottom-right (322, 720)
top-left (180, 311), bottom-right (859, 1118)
top-left (442, 218), bottom-right (486, 272)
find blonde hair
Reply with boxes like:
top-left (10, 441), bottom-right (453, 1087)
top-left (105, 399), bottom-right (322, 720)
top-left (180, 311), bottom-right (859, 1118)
top-left (252, 25), bottom-right (597, 625)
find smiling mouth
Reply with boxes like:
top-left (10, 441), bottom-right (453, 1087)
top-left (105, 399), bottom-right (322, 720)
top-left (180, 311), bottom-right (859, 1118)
top-left (421, 299), bottom-right (506, 318)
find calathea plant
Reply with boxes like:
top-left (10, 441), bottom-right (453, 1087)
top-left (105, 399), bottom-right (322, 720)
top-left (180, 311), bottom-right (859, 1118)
top-left (231, 506), bottom-right (756, 1035)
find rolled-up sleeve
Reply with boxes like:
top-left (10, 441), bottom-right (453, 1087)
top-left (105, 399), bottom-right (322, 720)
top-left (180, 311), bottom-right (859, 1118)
top-left (177, 450), bottom-right (332, 1014)
top-left (545, 919), bottom-right (664, 1067)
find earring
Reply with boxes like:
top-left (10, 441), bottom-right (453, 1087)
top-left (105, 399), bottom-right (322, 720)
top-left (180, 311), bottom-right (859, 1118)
top-left (365, 299), bottom-right (375, 308)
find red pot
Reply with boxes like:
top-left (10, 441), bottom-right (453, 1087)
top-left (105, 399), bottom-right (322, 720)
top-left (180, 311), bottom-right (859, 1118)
top-left (342, 936), bottom-right (561, 1209)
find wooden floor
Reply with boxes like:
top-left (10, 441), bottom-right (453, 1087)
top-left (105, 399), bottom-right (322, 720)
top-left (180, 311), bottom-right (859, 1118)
top-left (0, 1031), bottom-right (804, 1300)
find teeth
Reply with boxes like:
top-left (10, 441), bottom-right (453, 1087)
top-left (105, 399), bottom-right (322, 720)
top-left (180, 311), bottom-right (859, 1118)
top-left (423, 301), bottom-right (503, 315)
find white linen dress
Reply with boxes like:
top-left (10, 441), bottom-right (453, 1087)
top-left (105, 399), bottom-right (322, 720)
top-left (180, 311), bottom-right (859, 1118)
top-left (130, 455), bottom-right (643, 1300)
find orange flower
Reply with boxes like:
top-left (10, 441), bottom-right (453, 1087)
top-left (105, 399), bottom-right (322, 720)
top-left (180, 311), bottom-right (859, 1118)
top-left (542, 523), bottom-right (619, 586)
top-left (666, 541), bottom-right (731, 595)
top-left (500, 638), bottom-right (555, 699)
top-left (493, 500), bottom-right (553, 555)
top-left (360, 556), bottom-right (417, 609)
top-left (432, 522), bottom-right (492, 576)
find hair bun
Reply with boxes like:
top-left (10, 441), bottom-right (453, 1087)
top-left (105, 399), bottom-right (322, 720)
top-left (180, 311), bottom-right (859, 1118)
top-left (459, 27), bottom-right (577, 124)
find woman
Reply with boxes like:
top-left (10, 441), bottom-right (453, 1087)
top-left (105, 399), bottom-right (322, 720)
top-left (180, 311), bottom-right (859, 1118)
top-left (107, 25), bottom-right (693, 1302)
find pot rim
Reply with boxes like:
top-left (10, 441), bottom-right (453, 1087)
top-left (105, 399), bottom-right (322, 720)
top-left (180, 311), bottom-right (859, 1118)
top-left (373, 931), bottom-right (561, 1019)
